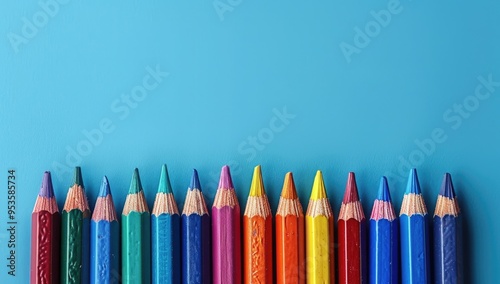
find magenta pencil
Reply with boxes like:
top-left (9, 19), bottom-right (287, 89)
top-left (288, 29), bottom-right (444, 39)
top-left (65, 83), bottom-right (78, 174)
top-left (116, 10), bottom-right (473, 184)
top-left (212, 165), bottom-right (241, 284)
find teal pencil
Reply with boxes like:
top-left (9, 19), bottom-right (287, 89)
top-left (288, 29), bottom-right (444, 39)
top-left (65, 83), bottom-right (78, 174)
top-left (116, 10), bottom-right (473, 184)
top-left (122, 169), bottom-right (151, 283)
top-left (152, 165), bottom-right (181, 283)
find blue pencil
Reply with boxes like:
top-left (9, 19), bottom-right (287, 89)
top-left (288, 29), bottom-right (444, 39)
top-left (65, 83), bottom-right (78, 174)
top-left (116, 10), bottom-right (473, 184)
top-left (181, 169), bottom-right (211, 284)
top-left (369, 177), bottom-right (399, 284)
top-left (90, 176), bottom-right (119, 284)
top-left (400, 168), bottom-right (431, 284)
top-left (151, 165), bottom-right (181, 283)
top-left (433, 173), bottom-right (463, 284)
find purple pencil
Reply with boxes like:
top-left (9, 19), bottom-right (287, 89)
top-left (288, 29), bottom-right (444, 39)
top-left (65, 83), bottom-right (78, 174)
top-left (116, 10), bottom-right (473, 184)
top-left (212, 165), bottom-right (241, 284)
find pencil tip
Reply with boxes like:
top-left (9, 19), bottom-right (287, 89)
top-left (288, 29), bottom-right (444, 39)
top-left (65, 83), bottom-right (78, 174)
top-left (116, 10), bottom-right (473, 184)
top-left (249, 165), bottom-right (265, 197)
top-left (129, 168), bottom-right (143, 194)
top-left (158, 164), bottom-right (173, 193)
top-left (377, 176), bottom-right (392, 202)
top-left (189, 169), bottom-right (201, 191)
top-left (218, 165), bottom-right (234, 189)
top-left (40, 171), bottom-right (54, 198)
top-left (310, 170), bottom-right (327, 200)
top-left (281, 172), bottom-right (298, 199)
top-left (98, 176), bottom-right (111, 197)
top-left (405, 168), bottom-right (422, 194)
top-left (342, 172), bottom-right (360, 203)
top-left (440, 173), bottom-right (456, 198)
top-left (72, 166), bottom-right (84, 187)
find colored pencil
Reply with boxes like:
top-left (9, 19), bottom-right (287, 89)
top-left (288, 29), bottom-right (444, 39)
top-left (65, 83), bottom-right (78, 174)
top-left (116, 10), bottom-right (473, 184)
top-left (369, 177), bottom-right (399, 284)
top-left (276, 172), bottom-right (305, 284)
top-left (61, 167), bottom-right (90, 284)
top-left (400, 168), bottom-right (431, 283)
top-left (181, 169), bottom-right (211, 284)
top-left (122, 168), bottom-right (151, 283)
top-left (338, 172), bottom-right (367, 284)
top-left (212, 165), bottom-right (242, 284)
top-left (152, 165), bottom-right (181, 284)
top-left (31, 171), bottom-right (61, 284)
top-left (305, 170), bottom-right (334, 283)
top-left (243, 165), bottom-right (273, 283)
top-left (434, 173), bottom-right (463, 284)
top-left (90, 176), bottom-right (119, 284)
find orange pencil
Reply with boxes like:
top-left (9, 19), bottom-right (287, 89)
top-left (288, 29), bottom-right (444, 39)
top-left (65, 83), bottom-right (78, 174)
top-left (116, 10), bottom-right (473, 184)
top-left (243, 165), bottom-right (273, 283)
top-left (276, 172), bottom-right (305, 284)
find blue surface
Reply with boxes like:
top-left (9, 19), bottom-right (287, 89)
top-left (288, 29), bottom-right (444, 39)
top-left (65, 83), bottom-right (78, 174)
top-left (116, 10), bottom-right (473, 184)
top-left (0, 1), bottom-right (499, 282)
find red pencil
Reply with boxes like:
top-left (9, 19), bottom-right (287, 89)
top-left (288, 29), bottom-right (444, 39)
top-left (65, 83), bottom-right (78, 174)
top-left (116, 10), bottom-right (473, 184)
top-left (30, 171), bottom-right (61, 284)
top-left (338, 172), bottom-right (367, 284)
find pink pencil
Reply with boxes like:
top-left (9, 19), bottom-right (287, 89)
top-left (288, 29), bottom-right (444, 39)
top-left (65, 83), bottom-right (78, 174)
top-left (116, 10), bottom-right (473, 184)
top-left (212, 165), bottom-right (242, 284)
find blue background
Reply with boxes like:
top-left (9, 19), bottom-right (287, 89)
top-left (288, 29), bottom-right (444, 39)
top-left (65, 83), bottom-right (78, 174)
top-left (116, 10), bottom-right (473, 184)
top-left (1, 1), bottom-right (499, 282)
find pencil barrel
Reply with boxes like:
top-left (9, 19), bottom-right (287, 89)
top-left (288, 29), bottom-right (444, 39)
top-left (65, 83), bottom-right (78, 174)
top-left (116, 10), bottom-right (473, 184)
top-left (122, 212), bottom-right (151, 284)
top-left (90, 220), bottom-right (119, 284)
top-left (276, 214), bottom-right (305, 284)
top-left (243, 215), bottom-right (273, 283)
top-left (211, 206), bottom-right (241, 284)
top-left (368, 219), bottom-right (399, 284)
top-left (400, 214), bottom-right (431, 284)
top-left (305, 215), bottom-right (334, 284)
top-left (433, 215), bottom-right (463, 284)
top-left (60, 209), bottom-right (90, 284)
top-left (338, 219), bottom-right (367, 284)
top-left (31, 211), bottom-right (61, 284)
top-left (181, 214), bottom-right (211, 284)
top-left (151, 214), bottom-right (181, 284)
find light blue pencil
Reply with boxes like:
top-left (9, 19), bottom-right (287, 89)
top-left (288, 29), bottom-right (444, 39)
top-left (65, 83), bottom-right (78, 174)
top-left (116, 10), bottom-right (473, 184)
top-left (151, 165), bottom-right (181, 283)
top-left (400, 169), bottom-right (431, 284)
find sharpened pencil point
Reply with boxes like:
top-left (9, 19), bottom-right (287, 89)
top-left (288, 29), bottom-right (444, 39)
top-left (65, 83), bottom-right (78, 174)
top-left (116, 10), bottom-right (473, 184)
top-left (98, 176), bottom-right (111, 197)
top-left (343, 172), bottom-right (360, 203)
top-left (158, 164), bottom-right (173, 194)
top-left (218, 165), bottom-right (234, 189)
top-left (377, 176), bottom-right (392, 202)
top-left (189, 169), bottom-right (201, 191)
top-left (40, 171), bottom-right (54, 198)
top-left (129, 168), bottom-right (143, 194)
top-left (281, 172), bottom-right (298, 199)
top-left (310, 170), bottom-right (327, 200)
top-left (440, 173), bottom-right (456, 198)
top-left (249, 165), bottom-right (265, 197)
top-left (73, 166), bottom-right (84, 187)
top-left (405, 168), bottom-right (422, 194)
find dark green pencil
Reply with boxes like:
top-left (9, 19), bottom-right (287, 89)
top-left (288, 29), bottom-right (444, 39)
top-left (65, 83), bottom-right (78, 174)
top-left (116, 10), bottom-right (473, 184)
top-left (60, 167), bottom-right (91, 284)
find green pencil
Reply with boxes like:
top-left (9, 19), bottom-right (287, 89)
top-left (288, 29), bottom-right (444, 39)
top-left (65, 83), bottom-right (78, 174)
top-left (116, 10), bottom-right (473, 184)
top-left (122, 168), bottom-right (151, 283)
top-left (60, 167), bottom-right (91, 284)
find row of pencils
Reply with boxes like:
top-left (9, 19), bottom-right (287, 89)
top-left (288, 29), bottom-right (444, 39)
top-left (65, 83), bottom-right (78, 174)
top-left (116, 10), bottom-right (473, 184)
top-left (32, 165), bottom-right (462, 284)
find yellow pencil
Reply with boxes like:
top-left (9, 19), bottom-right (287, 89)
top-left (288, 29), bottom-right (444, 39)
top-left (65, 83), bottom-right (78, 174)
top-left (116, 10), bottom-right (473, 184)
top-left (306, 170), bottom-right (335, 284)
